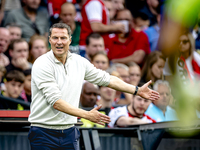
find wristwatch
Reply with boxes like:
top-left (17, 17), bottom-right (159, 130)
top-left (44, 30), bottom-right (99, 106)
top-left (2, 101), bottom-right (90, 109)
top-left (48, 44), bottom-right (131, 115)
top-left (133, 86), bottom-right (138, 95)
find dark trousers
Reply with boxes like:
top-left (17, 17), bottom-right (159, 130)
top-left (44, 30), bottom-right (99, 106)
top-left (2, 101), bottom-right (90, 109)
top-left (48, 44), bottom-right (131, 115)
top-left (28, 126), bottom-right (80, 150)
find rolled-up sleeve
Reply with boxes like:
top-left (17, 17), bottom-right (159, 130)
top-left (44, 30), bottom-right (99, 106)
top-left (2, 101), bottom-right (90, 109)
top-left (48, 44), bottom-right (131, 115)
top-left (32, 59), bottom-right (62, 106)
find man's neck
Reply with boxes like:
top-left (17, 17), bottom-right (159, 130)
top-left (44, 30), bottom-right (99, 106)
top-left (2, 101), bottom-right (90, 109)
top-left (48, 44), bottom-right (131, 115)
top-left (23, 6), bottom-right (37, 22)
top-left (118, 33), bottom-right (128, 43)
top-left (69, 22), bottom-right (76, 34)
top-left (54, 53), bottom-right (68, 65)
top-left (156, 104), bottom-right (167, 116)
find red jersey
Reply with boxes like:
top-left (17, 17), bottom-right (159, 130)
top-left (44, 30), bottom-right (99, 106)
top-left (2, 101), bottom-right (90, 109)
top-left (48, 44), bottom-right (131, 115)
top-left (79, 0), bottom-right (109, 47)
top-left (107, 29), bottom-right (150, 60)
top-left (48, 0), bottom-right (76, 17)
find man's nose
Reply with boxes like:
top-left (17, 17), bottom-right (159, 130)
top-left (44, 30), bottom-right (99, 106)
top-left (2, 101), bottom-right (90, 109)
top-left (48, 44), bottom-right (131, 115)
top-left (57, 38), bottom-right (62, 44)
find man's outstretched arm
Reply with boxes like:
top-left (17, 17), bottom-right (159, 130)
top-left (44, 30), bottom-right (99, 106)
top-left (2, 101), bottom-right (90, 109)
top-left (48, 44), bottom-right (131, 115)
top-left (108, 75), bottom-right (160, 101)
top-left (53, 99), bottom-right (110, 125)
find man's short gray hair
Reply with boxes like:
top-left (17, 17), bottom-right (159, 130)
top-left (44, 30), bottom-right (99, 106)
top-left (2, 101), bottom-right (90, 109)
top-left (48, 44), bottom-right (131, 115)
top-left (111, 63), bottom-right (129, 71)
top-left (49, 23), bottom-right (71, 37)
top-left (153, 80), bottom-right (171, 93)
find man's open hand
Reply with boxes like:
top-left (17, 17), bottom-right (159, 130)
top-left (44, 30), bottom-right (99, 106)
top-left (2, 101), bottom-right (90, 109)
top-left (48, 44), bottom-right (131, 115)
top-left (87, 105), bottom-right (111, 126)
top-left (138, 80), bottom-right (160, 101)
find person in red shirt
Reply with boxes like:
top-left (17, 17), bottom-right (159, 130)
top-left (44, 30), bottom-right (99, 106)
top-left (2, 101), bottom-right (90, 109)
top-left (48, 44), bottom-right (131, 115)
top-left (107, 9), bottom-right (150, 66)
top-left (79, 0), bottom-right (125, 56)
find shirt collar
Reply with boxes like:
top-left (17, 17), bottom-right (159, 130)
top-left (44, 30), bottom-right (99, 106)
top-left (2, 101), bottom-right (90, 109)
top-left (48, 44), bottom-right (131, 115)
top-left (49, 50), bottom-right (72, 64)
top-left (113, 29), bottom-right (135, 43)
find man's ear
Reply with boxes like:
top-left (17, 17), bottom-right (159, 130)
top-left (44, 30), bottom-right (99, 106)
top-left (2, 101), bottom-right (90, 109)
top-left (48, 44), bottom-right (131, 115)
top-left (70, 36), bottom-right (72, 44)
top-left (49, 36), bottom-right (51, 43)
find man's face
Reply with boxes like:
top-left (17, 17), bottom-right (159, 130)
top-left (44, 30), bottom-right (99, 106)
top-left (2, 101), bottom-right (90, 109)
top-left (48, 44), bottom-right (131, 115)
top-left (132, 95), bottom-right (151, 116)
top-left (31, 39), bottom-right (47, 59)
top-left (24, 0), bottom-right (41, 10)
top-left (60, 4), bottom-right (76, 26)
top-left (153, 84), bottom-right (170, 109)
top-left (116, 67), bottom-right (130, 83)
top-left (10, 41), bottom-right (29, 60)
top-left (86, 38), bottom-right (105, 59)
top-left (134, 17), bottom-right (150, 31)
top-left (24, 75), bottom-right (31, 93)
top-left (115, 10), bottom-right (133, 33)
top-left (49, 28), bottom-right (71, 59)
top-left (5, 80), bottom-right (24, 98)
top-left (8, 27), bottom-right (22, 41)
top-left (129, 66), bottom-right (141, 86)
top-left (0, 29), bottom-right (10, 53)
top-left (100, 86), bottom-right (116, 102)
top-left (81, 83), bottom-right (99, 107)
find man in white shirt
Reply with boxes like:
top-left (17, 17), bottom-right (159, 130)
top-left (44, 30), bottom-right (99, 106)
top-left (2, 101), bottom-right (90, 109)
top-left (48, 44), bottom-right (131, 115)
top-left (28, 23), bottom-right (160, 150)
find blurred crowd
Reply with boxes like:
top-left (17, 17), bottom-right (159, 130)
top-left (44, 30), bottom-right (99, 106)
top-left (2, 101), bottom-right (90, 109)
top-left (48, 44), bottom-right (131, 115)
top-left (0, 0), bottom-right (200, 127)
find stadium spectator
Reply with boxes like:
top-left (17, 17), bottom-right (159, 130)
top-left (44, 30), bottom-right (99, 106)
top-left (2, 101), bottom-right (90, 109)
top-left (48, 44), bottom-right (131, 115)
top-left (80, 81), bottom-right (99, 108)
top-left (108, 83), bottom-right (156, 127)
top-left (111, 63), bottom-right (132, 105)
top-left (107, 9), bottom-right (150, 66)
top-left (144, 8), bottom-right (161, 52)
top-left (145, 80), bottom-right (178, 122)
top-left (91, 51), bottom-right (109, 71)
top-left (79, 0), bottom-right (125, 56)
top-left (141, 51), bottom-right (165, 86)
top-left (3, 0), bottom-right (49, 42)
top-left (28, 34), bottom-right (48, 64)
top-left (47, 0), bottom-right (77, 25)
top-left (6, 23), bottom-right (22, 41)
top-left (0, 28), bottom-right (10, 67)
top-left (6, 39), bottom-right (31, 73)
top-left (97, 86), bottom-right (116, 109)
top-left (85, 33), bottom-right (105, 60)
top-left (21, 69), bottom-right (32, 102)
top-left (139, 0), bottom-right (158, 26)
top-left (128, 62), bottom-right (141, 86)
top-left (133, 12), bottom-right (150, 32)
top-left (164, 31), bottom-right (200, 84)
top-left (0, 70), bottom-right (25, 110)
top-left (59, 2), bottom-right (81, 54)
top-left (80, 81), bottom-right (103, 128)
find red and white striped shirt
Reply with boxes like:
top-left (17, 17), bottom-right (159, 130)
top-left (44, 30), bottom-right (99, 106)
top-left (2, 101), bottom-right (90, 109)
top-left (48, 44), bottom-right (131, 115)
top-left (108, 105), bottom-right (156, 127)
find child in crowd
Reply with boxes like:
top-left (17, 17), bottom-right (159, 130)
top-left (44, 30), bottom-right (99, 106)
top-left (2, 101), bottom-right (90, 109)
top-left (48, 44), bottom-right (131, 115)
top-left (0, 70), bottom-right (25, 110)
top-left (21, 69), bottom-right (32, 102)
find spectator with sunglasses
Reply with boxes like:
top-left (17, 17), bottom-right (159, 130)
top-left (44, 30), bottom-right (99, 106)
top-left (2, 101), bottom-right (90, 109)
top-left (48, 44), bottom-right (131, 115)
top-left (3, 0), bottom-right (49, 42)
top-left (164, 31), bottom-right (200, 83)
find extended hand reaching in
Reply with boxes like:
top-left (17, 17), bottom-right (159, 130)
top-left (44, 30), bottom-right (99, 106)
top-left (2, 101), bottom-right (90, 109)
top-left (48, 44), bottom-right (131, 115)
top-left (87, 105), bottom-right (111, 126)
top-left (137, 80), bottom-right (160, 101)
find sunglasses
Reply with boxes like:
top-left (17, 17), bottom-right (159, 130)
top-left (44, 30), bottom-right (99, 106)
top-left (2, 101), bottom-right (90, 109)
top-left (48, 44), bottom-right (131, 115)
top-left (179, 40), bottom-right (189, 45)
